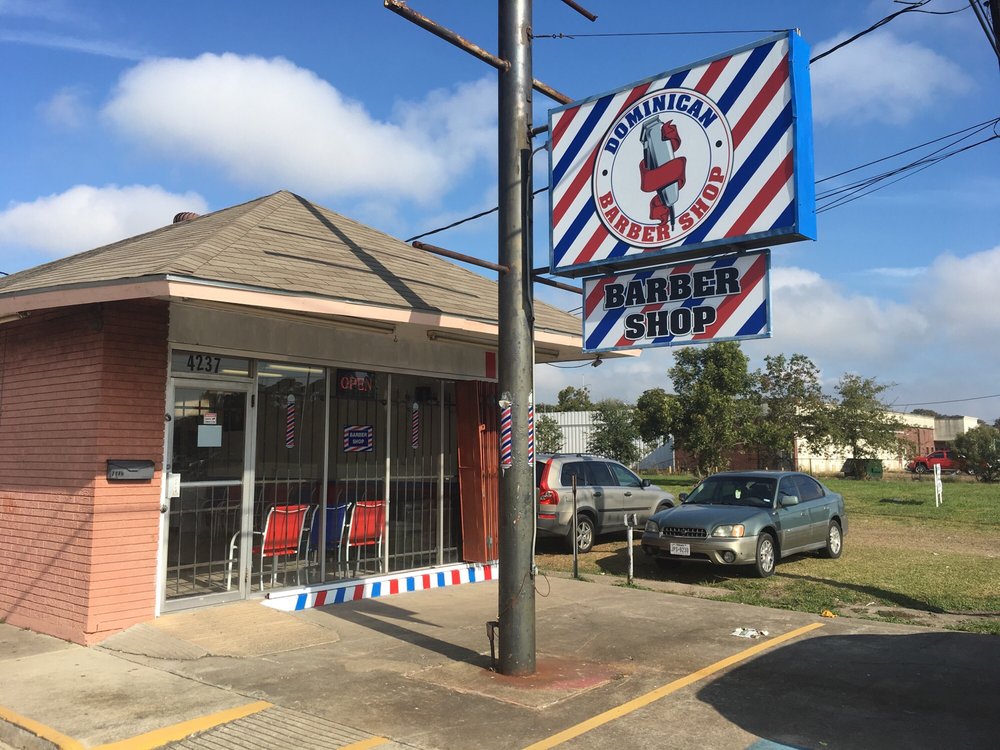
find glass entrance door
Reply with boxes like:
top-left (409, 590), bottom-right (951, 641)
top-left (163, 383), bottom-right (251, 607)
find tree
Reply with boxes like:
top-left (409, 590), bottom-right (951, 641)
top-left (634, 387), bottom-right (674, 447)
top-left (752, 353), bottom-right (826, 469)
top-left (668, 342), bottom-right (756, 475)
top-left (954, 424), bottom-right (1000, 483)
top-left (535, 414), bottom-right (564, 454)
top-left (587, 398), bottom-right (641, 465)
top-left (823, 374), bottom-right (906, 479)
top-left (555, 385), bottom-right (593, 412)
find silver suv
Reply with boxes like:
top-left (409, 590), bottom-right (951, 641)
top-left (535, 453), bottom-right (675, 553)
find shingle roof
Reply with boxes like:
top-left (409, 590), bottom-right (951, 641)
top-left (0, 190), bottom-right (581, 337)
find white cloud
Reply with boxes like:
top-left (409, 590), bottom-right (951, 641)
top-left (0, 0), bottom-right (75, 22)
top-left (810, 31), bottom-right (972, 125)
top-left (0, 184), bottom-right (208, 257)
top-left (761, 265), bottom-right (928, 361)
top-left (39, 87), bottom-right (87, 129)
top-left (0, 29), bottom-right (144, 59)
top-left (915, 245), bottom-right (1000, 339)
top-left (865, 266), bottom-right (926, 279)
top-left (103, 54), bottom-right (498, 205)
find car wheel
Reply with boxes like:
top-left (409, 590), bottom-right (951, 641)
top-left (914, 463), bottom-right (928, 474)
top-left (821, 520), bottom-right (843, 559)
top-left (566, 515), bottom-right (595, 554)
top-left (753, 532), bottom-right (776, 578)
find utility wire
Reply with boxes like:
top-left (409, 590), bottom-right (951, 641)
top-left (816, 119), bottom-right (998, 200)
top-left (408, 118), bottom-right (998, 241)
top-left (534, 29), bottom-right (788, 39)
top-left (405, 187), bottom-right (548, 242)
top-left (810, 0), bottom-right (968, 64)
top-left (816, 116), bottom-right (1000, 184)
top-left (902, 393), bottom-right (1000, 406)
top-left (816, 132), bottom-right (998, 212)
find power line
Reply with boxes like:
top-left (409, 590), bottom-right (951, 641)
top-left (405, 187), bottom-right (548, 243)
top-left (816, 119), bottom-right (998, 199)
top-left (534, 29), bottom-right (788, 40)
top-left (408, 118), bottom-right (998, 241)
top-left (816, 116), bottom-right (1000, 184)
top-left (816, 132), bottom-right (998, 212)
top-left (901, 393), bottom-right (1000, 406)
top-left (810, 1), bottom-right (968, 64)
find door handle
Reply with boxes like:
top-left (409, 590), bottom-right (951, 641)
top-left (624, 491), bottom-right (632, 497)
top-left (594, 491), bottom-right (603, 497)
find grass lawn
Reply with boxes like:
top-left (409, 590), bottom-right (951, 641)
top-left (533, 472), bottom-right (1000, 635)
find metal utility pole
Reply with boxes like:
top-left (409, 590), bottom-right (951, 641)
top-left (497, 0), bottom-right (535, 676)
top-left (386, 0), bottom-right (588, 677)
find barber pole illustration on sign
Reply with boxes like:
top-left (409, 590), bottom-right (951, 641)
top-left (549, 31), bottom-right (815, 277)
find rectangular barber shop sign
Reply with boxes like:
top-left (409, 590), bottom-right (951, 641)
top-left (582, 249), bottom-right (771, 352)
top-left (549, 31), bottom-right (814, 277)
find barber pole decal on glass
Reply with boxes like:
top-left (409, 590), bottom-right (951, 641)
top-left (582, 249), bottom-right (771, 352)
top-left (527, 397), bottom-right (535, 466)
top-left (285, 395), bottom-right (296, 448)
top-left (548, 31), bottom-right (814, 276)
top-left (410, 402), bottom-right (420, 449)
top-left (500, 401), bottom-right (513, 469)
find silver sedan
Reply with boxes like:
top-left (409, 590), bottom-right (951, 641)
top-left (641, 471), bottom-right (847, 577)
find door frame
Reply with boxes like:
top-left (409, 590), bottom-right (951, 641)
top-left (158, 376), bottom-right (255, 613)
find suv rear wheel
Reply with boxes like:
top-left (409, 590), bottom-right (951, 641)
top-left (566, 515), bottom-right (595, 554)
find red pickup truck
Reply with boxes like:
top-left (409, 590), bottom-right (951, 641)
top-left (907, 450), bottom-right (964, 474)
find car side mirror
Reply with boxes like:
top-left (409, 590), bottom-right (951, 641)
top-left (679, 492), bottom-right (688, 501)
top-left (779, 493), bottom-right (799, 507)
top-left (641, 478), bottom-right (651, 488)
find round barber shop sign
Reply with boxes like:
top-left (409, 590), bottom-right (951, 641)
top-left (592, 88), bottom-right (733, 249)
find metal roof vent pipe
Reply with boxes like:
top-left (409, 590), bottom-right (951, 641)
top-left (172, 211), bottom-right (200, 223)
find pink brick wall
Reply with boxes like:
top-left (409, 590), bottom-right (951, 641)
top-left (0, 301), bottom-right (167, 644)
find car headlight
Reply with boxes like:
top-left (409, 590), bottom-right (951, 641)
top-left (644, 520), bottom-right (659, 533)
top-left (711, 524), bottom-right (746, 538)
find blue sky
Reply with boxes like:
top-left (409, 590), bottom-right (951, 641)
top-left (1, 0), bottom-right (998, 421)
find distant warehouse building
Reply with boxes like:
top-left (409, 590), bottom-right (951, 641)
top-left (539, 410), bottom-right (670, 470)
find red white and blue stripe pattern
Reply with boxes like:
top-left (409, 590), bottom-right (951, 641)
top-left (582, 250), bottom-right (770, 352)
top-left (527, 401), bottom-right (534, 467)
top-left (549, 31), bottom-right (814, 276)
top-left (410, 402), bottom-right (420, 449)
top-left (343, 425), bottom-right (374, 452)
top-left (285, 397), bottom-right (296, 448)
top-left (500, 403), bottom-right (513, 469)
top-left (261, 562), bottom-right (498, 612)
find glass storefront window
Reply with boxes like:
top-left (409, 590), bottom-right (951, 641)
top-left (254, 361), bottom-right (327, 590)
top-left (165, 356), bottom-right (464, 604)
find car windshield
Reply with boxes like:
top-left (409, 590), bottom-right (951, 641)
top-left (683, 476), bottom-right (776, 507)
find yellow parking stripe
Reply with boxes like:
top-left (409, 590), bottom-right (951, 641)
top-left (340, 738), bottom-right (391, 750)
top-left (93, 700), bottom-right (273, 750)
top-left (523, 622), bottom-right (825, 750)
top-left (0, 705), bottom-right (85, 750)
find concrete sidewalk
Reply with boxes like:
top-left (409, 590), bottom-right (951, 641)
top-left (2, 574), bottom-right (998, 750)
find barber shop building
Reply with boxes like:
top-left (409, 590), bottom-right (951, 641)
top-left (0, 191), bottom-right (585, 644)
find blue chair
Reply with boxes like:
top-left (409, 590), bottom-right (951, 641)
top-left (307, 503), bottom-right (351, 575)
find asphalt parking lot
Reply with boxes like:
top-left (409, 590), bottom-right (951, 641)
top-left (2, 574), bottom-right (998, 750)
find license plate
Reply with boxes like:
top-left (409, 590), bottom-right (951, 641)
top-left (669, 542), bottom-right (691, 556)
